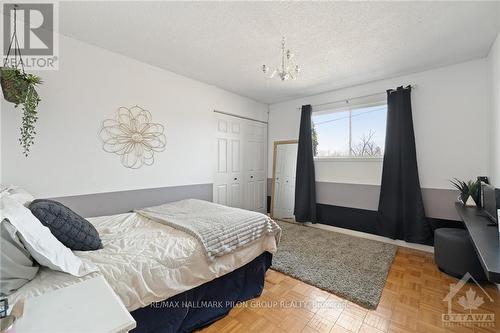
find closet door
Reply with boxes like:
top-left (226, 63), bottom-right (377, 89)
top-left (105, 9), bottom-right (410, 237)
top-left (214, 115), bottom-right (243, 208)
top-left (244, 121), bottom-right (267, 213)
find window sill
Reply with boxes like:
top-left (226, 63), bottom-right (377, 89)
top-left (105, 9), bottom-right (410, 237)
top-left (314, 157), bottom-right (384, 162)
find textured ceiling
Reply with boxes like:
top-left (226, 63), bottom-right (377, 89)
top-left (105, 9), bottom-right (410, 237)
top-left (59, 1), bottom-right (500, 104)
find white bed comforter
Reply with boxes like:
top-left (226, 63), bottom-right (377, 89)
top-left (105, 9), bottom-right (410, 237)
top-left (7, 212), bottom-right (278, 311)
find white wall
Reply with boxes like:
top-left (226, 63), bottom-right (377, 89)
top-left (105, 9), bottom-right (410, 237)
top-left (269, 59), bottom-right (490, 190)
top-left (1, 35), bottom-right (268, 198)
top-left (315, 158), bottom-right (383, 185)
top-left (489, 32), bottom-right (500, 187)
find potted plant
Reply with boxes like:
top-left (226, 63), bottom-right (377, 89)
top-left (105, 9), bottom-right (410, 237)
top-left (1, 67), bottom-right (42, 156)
top-left (450, 178), bottom-right (480, 206)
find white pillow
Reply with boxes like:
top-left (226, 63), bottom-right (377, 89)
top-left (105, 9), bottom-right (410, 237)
top-left (0, 186), bottom-right (35, 207)
top-left (0, 196), bottom-right (97, 277)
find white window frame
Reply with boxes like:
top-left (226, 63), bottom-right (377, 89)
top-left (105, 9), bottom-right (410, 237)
top-left (312, 100), bottom-right (387, 161)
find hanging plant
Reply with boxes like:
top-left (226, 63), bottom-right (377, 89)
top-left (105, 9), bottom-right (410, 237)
top-left (1, 68), bottom-right (42, 155)
top-left (0, 5), bottom-right (42, 156)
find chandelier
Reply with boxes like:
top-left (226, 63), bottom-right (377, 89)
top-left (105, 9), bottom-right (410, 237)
top-left (262, 37), bottom-right (300, 81)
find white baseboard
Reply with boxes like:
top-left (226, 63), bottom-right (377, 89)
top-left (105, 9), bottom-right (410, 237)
top-left (302, 222), bottom-right (434, 253)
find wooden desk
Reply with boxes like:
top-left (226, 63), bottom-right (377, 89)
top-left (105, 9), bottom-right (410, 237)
top-left (455, 203), bottom-right (500, 283)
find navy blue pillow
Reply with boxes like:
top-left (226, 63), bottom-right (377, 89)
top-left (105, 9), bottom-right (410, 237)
top-left (29, 199), bottom-right (103, 251)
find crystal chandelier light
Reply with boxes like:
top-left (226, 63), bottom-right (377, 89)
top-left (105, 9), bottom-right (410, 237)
top-left (262, 37), bottom-right (300, 81)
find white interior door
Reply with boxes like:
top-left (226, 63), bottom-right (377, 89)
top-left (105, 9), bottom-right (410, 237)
top-left (244, 121), bottom-right (267, 213)
top-left (214, 114), bottom-right (266, 212)
top-left (214, 115), bottom-right (243, 208)
top-left (273, 145), bottom-right (286, 217)
top-left (273, 143), bottom-right (298, 219)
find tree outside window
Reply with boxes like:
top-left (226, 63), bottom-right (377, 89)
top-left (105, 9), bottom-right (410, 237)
top-left (312, 104), bottom-right (387, 158)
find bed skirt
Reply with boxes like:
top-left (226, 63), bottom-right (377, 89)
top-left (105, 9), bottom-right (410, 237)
top-left (130, 252), bottom-right (272, 333)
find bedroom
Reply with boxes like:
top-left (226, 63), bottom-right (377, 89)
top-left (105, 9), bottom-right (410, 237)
top-left (0, 1), bottom-right (499, 332)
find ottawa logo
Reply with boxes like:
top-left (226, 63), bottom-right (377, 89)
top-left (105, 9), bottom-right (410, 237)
top-left (442, 272), bottom-right (495, 328)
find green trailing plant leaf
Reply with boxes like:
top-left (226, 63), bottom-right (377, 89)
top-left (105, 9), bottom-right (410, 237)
top-left (0, 67), bottom-right (42, 156)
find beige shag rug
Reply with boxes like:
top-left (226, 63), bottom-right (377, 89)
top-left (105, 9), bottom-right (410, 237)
top-left (272, 221), bottom-right (397, 309)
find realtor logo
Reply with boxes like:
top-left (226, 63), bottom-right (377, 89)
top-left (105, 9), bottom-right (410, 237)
top-left (442, 272), bottom-right (495, 328)
top-left (2, 2), bottom-right (59, 69)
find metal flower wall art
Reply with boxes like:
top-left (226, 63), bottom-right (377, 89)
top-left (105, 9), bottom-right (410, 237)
top-left (99, 106), bottom-right (166, 169)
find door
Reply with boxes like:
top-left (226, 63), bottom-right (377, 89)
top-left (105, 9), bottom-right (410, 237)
top-left (273, 145), bottom-right (286, 217)
top-left (244, 121), bottom-right (267, 213)
top-left (272, 142), bottom-right (298, 219)
top-left (214, 114), bottom-right (267, 212)
top-left (214, 115), bottom-right (243, 208)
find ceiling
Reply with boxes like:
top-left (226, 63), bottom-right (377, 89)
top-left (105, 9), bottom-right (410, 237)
top-left (59, 1), bottom-right (500, 104)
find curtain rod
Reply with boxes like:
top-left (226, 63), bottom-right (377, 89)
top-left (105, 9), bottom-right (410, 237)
top-left (213, 110), bottom-right (268, 124)
top-left (296, 84), bottom-right (416, 111)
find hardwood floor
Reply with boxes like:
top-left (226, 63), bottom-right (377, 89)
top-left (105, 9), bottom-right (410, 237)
top-left (199, 247), bottom-right (499, 333)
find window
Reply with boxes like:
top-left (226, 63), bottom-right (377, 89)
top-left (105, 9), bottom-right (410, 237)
top-left (312, 103), bottom-right (387, 158)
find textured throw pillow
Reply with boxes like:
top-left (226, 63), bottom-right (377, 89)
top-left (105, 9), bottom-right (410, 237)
top-left (29, 200), bottom-right (103, 251)
top-left (1, 196), bottom-right (97, 277)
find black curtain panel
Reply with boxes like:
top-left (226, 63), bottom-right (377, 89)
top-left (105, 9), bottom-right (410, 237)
top-left (377, 86), bottom-right (432, 244)
top-left (294, 105), bottom-right (317, 223)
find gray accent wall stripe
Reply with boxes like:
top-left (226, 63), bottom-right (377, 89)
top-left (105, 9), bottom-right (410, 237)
top-left (51, 184), bottom-right (213, 218)
top-left (268, 178), bottom-right (460, 221)
top-left (421, 188), bottom-right (461, 221)
top-left (55, 180), bottom-right (458, 220)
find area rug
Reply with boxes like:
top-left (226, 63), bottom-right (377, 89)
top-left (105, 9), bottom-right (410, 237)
top-left (271, 221), bottom-right (397, 309)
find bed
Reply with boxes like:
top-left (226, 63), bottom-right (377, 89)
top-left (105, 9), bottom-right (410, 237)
top-left (6, 200), bottom-right (280, 332)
